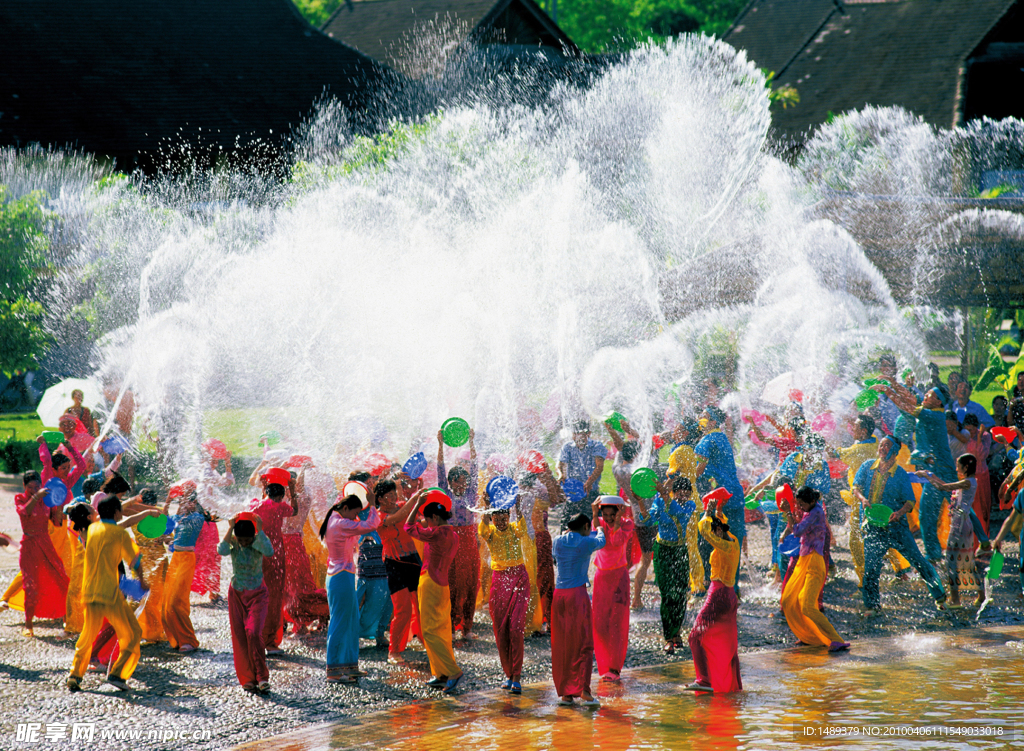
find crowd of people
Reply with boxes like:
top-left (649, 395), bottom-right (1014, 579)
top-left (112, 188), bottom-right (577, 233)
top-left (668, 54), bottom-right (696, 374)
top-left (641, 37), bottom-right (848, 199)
top-left (1, 360), bottom-right (1023, 705)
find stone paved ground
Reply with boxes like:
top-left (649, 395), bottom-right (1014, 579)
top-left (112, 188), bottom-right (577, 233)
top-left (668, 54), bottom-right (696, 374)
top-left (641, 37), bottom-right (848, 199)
top-left (1, 474), bottom-right (1022, 750)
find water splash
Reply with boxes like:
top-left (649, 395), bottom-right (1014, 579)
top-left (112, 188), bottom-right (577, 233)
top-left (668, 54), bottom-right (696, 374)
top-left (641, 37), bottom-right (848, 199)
top-left (3, 36), bottom-right (1018, 481)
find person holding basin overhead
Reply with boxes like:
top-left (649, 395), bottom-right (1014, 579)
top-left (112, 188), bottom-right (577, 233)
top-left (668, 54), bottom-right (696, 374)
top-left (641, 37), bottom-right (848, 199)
top-left (590, 494), bottom-right (634, 683)
top-left (551, 511), bottom-right (605, 707)
top-left (478, 476), bottom-right (529, 694)
top-left (400, 487), bottom-right (464, 694)
top-left (436, 424), bottom-right (480, 643)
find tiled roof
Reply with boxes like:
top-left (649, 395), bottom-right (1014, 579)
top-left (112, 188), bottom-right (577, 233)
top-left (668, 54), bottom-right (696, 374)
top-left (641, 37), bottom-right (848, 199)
top-left (322, 0), bottom-right (577, 68)
top-left (724, 0), bottom-right (1018, 141)
top-left (0, 0), bottom-right (392, 171)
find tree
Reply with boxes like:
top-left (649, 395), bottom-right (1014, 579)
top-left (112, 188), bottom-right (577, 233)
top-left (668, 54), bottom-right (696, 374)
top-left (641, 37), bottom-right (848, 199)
top-left (0, 186), bottom-right (52, 376)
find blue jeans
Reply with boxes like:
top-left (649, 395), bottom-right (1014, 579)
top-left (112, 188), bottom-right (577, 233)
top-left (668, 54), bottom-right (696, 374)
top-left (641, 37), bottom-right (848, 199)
top-left (357, 576), bottom-right (393, 642)
top-left (326, 571), bottom-right (359, 667)
top-left (862, 521), bottom-right (945, 609)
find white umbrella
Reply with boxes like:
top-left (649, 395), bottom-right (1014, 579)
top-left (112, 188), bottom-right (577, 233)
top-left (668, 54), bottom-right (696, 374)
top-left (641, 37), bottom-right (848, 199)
top-left (760, 367), bottom-right (825, 407)
top-left (36, 378), bottom-right (104, 429)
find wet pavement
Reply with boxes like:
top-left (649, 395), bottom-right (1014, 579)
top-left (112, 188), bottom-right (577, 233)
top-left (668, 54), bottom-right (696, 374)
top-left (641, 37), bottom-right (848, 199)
top-left (236, 626), bottom-right (1024, 751)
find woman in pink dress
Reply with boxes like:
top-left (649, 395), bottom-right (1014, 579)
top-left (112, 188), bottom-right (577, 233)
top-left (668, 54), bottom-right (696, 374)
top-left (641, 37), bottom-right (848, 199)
top-left (591, 495), bottom-right (634, 682)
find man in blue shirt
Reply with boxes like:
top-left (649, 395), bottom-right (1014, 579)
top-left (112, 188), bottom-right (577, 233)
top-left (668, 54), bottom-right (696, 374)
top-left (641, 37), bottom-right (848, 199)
top-left (952, 382), bottom-right (995, 429)
top-left (557, 420), bottom-right (607, 528)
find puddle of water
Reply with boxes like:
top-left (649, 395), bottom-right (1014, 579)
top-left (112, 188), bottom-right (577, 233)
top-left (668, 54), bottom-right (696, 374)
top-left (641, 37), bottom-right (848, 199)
top-left (238, 628), bottom-right (1024, 750)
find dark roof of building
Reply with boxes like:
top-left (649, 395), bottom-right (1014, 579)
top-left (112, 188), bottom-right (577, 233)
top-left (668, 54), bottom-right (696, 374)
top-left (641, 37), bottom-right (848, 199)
top-left (723, 0), bottom-right (1018, 142)
top-left (0, 0), bottom-right (394, 171)
top-left (322, 0), bottom-right (577, 70)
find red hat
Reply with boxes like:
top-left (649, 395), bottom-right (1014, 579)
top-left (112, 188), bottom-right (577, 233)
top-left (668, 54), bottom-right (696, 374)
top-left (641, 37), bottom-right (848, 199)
top-left (261, 467), bottom-right (291, 487)
top-left (701, 487), bottom-right (732, 510)
top-left (285, 454), bottom-right (314, 469)
top-left (236, 511), bottom-right (257, 525)
top-left (422, 487), bottom-right (452, 514)
top-left (201, 439), bottom-right (229, 460)
top-left (168, 479), bottom-right (197, 500)
top-left (341, 481), bottom-right (370, 509)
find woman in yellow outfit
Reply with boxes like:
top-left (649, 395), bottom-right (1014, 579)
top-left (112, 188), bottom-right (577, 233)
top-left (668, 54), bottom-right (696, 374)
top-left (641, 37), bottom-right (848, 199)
top-left (781, 486), bottom-right (849, 652)
top-left (161, 484), bottom-right (206, 652)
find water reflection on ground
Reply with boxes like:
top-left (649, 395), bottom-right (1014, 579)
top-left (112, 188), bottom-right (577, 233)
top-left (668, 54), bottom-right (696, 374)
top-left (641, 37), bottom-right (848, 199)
top-left (238, 627), bottom-right (1024, 751)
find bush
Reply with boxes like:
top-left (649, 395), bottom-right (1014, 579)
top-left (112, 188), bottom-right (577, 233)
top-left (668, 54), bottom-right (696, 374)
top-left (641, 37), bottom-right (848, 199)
top-left (0, 439), bottom-right (43, 474)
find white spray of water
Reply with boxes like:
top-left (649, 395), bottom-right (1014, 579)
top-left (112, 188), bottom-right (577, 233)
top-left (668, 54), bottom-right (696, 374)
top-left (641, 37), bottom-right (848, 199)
top-left (7, 36), bottom-right (968, 478)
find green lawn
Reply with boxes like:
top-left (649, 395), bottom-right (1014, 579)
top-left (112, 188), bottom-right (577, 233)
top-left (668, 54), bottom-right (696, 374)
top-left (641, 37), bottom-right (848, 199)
top-left (0, 412), bottom-right (45, 442)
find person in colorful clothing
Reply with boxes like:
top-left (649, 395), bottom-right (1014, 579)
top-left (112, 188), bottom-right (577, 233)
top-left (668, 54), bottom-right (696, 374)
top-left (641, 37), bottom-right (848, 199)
top-left (640, 475), bottom-right (693, 654)
top-left (551, 512), bottom-right (605, 707)
top-left (401, 488), bottom-right (464, 694)
top-left (853, 436), bottom-right (947, 613)
top-left (251, 467), bottom-right (296, 655)
top-left (374, 478), bottom-right (424, 663)
top-left (66, 495), bottom-right (144, 692)
top-left (590, 495), bottom-right (634, 682)
top-left (918, 454), bottom-right (983, 608)
top-left (876, 383), bottom-right (956, 562)
top-left (992, 477), bottom-right (1024, 598)
top-left (694, 406), bottom-right (746, 591)
top-left (15, 469), bottom-right (69, 637)
top-left (193, 442), bottom-right (233, 603)
top-left (605, 419), bottom-right (653, 612)
top-left (557, 420), bottom-right (608, 526)
top-left (219, 512), bottom-right (274, 693)
top-left (478, 488), bottom-right (530, 694)
top-left (687, 496), bottom-right (742, 693)
top-left (436, 427), bottom-right (480, 642)
top-left (665, 419), bottom-right (706, 596)
top-left (780, 486), bottom-right (849, 652)
top-left (319, 480), bottom-right (380, 684)
top-left (162, 481), bottom-right (205, 652)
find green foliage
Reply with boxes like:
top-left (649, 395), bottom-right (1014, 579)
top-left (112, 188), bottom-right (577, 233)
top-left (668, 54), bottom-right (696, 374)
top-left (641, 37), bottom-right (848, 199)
top-left (0, 439), bottom-right (43, 474)
top-left (290, 117), bottom-right (439, 191)
top-left (763, 71), bottom-right (799, 110)
top-left (290, 0), bottom-right (343, 28)
top-left (0, 187), bottom-right (53, 376)
top-left (554, 0), bottom-right (746, 53)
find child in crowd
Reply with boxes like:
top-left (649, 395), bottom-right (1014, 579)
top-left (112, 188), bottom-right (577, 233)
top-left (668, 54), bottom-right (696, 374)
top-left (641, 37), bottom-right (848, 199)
top-left (219, 512), bottom-right (274, 693)
top-left (920, 454), bottom-right (984, 608)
